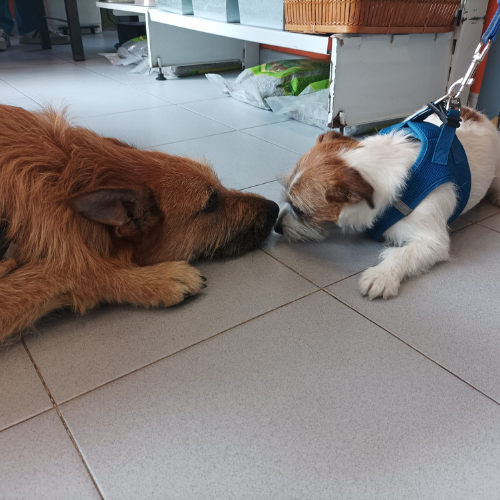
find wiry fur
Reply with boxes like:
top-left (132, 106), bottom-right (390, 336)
top-left (278, 107), bottom-right (500, 299)
top-left (0, 105), bottom-right (279, 339)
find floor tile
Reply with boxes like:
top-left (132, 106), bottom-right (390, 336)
top-left (60, 292), bottom-right (500, 500)
top-left (243, 120), bottom-right (323, 155)
top-left (13, 75), bottom-right (173, 119)
top-left (243, 180), bottom-right (285, 207)
top-left (25, 251), bottom-right (317, 403)
top-left (449, 216), bottom-right (472, 232)
top-left (328, 224), bottom-right (500, 402)
top-left (155, 132), bottom-right (300, 190)
top-left (135, 75), bottom-right (229, 104)
top-left (0, 342), bottom-right (51, 431)
top-left (0, 79), bottom-right (27, 100)
top-left (0, 96), bottom-right (41, 111)
top-left (264, 228), bottom-right (382, 287)
top-left (76, 105), bottom-right (230, 148)
top-left (182, 97), bottom-right (289, 130)
top-left (82, 61), bottom-right (161, 87)
top-left (0, 61), bottom-right (91, 83)
top-left (461, 200), bottom-right (500, 222)
top-left (478, 212), bottom-right (500, 232)
top-left (0, 410), bottom-right (99, 500)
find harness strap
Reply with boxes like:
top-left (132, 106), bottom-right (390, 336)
top-left (433, 108), bottom-right (461, 165)
top-left (367, 105), bottom-right (470, 242)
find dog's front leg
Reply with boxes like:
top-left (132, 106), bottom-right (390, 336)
top-left (359, 225), bottom-right (450, 300)
top-left (86, 261), bottom-right (207, 309)
top-left (0, 263), bottom-right (73, 339)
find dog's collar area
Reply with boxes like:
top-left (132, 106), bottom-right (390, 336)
top-left (366, 105), bottom-right (471, 242)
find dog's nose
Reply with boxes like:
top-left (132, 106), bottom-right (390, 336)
top-left (264, 200), bottom-right (280, 223)
top-left (274, 221), bottom-right (283, 235)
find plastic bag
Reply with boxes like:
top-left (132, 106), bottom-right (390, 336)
top-left (266, 88), bottom-right (330, 129)
top-left (99, 37), bottom-right (148, 68)
top-left (129, 58), bottom-right (151, 74)
top-left (206, 59), bottom-right (330, 110)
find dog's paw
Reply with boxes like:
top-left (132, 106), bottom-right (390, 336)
top-left (359, 266), bottom-right (401, 300)
top-left (154, 261), bottom-right (207, 307)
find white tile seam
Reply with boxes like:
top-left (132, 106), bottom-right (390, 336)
top-left (53, 288), bottom-right (321, 407)
top-left (0, 78), bottom-right (39, 103)
top-left (239, 127), bottom-right (306, 156)
top-left (20, 338), bottom-right (106, 500)
top-left (51, 57), bottom-right (234, 107)
top-left (242, 179), bottom-right (281, 191)
top-left (146, 130), bottom-right (236, 149)
top-left (176, 102), bottom-right (239, 131)
top-left (323, 289), bottom-right (500, 409)
top-left (0, 407), bottom-right (52, 434)
top-left (477, 224), bottom-right (500, 234)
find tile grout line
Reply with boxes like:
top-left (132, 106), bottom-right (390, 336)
top-left (146, 130), bottom-right (236, 149)
top-left (477, 223), bottom-right (500, 234)
top-left (57, 289), bottom-right (321, 406)
top-left (242, 179), bottom-right (282, 191)
top-left (323, 290), bottom-right (500, 408)
top-left (21, 338), bottom-right (105, 500)
top-left (260, 248), bottom-right (321, 288)
top-left (176, 102), bottom-right (239, 131)
top-left (0, 408), bottom-right (53, 434)
top-left (239, 127), bottom-right (307, 156)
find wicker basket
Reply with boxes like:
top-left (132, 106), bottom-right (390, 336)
top-left (284, 0), bottom-right (460, 34)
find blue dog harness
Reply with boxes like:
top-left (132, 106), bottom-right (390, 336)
top-left (366, 105), bottom-right (471, 242)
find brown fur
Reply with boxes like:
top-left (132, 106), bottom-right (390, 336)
top-left (460, 107), bottom-right (483, 123)
top-left (0, 105), bottom-right (278, 340)
top-left (284, 132), bottom-right (372, 225)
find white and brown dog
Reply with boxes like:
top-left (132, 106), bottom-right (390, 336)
top-left (276, 107), bottom-right (500, 299)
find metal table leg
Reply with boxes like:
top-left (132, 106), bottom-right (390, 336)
top-left (33, 0), bottom-right (51, 50)
top-left (64, 0), bottom-right (85, 61)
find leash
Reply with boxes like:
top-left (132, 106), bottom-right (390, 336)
top-left (367, 6), bottom-right (500, 241)
top-left (406, 0), bottom-right (500, 124)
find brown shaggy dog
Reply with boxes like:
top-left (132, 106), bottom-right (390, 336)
top-left (0, 105), bottom-right (279, 340)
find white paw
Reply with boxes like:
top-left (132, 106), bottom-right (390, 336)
top-left (359, 266), bottom-right (401, 300)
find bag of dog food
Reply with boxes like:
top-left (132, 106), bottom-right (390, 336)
top-left (206, 59), bottom-right (330, 110)
top-left (266, 80), bottom-right (330, 129)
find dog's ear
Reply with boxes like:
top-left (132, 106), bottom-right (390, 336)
top-left (326, 169), bottom-right (374, 209)
top-left (316, 131), bottom-right (345, 144)
top-left (316, 131), bottom-right (359, 147)
top-left (67, 187), bottom-right (161, 239)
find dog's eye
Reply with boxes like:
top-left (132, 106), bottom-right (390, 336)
top-left (203, 192), bottom-right (219, 213)
top-left (290, 204), bottom-right (304, 217)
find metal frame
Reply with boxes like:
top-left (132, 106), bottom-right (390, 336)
top-left (97, 2), bottom-right (468, 131)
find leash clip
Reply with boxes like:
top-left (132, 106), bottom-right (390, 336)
top-left (427, 98), bottom-right (462, 128)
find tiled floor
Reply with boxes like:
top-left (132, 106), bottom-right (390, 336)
top-left (2, 34), bottom-right (500, 499)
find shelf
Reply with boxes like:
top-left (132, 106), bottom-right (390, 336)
top-left (149, 9), bottom-right (331, 55)
top-left (96, 2), bottom-right (152, 14)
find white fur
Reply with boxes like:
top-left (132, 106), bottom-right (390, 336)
top-left (289, 170), bottom-right (303, 189)
top-left (283, 112), bottom-right (500, 299)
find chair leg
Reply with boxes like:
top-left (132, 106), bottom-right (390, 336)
top-left (33, 0), bottom-right (51, 50)
top-left (63, 0), bottom-right (85, 61)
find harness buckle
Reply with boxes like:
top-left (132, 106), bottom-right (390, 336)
top-left (427, 99), bottom-right (462, 129)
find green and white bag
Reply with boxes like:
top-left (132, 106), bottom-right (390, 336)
top-left (206, 59), bottom-right (330, 110)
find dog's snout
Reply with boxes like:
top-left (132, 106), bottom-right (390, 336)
top-left (274, 220), bottom-right (283, 235)
top-left (264, 200), bottom-right (280, 223)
